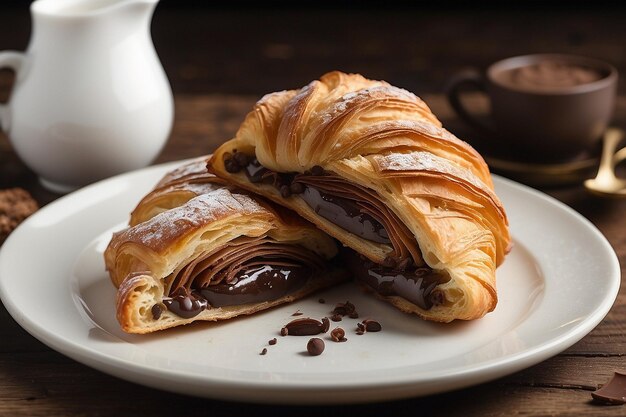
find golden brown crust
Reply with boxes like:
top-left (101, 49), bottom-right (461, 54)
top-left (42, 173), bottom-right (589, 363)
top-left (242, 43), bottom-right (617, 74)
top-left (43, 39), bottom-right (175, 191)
top-left (208, 71), bottom-right (511, 322)
top-left (106, 159), bottom-right (346, 333)
top-left (116, 268), bottom-right (348, 334)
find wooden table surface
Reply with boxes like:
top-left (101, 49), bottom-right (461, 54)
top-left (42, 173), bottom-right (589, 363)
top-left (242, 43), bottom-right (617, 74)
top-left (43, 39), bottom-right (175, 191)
top-left (1, 5), bottom-right (626, 416)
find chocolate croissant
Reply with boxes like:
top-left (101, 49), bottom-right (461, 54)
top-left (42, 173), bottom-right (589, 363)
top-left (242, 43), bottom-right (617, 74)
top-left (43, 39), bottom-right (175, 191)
top-left (208, 71), bottom-right (511, 322)
top-left (105, 159), bottom-right (347, 333)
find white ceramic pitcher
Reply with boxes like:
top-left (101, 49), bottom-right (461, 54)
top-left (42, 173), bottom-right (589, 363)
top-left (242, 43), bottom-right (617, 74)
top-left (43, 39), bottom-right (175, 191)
top-left (0, 0), bottom-right (174, 193)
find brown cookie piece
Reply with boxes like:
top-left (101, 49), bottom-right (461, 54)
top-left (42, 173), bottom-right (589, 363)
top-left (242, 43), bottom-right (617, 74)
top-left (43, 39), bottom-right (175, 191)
top-left (0, 188), bottom-right (38, 244)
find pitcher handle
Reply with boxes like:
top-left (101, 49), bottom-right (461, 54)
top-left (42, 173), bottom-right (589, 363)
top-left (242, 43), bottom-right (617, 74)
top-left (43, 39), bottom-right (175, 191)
top-left (444, 69), bottom-right (495, 137)
top-left (0, 50), bottom-right (27, 132)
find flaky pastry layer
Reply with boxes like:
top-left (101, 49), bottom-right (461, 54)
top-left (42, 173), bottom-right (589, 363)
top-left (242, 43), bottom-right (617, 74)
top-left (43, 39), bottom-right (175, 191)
top-left (105, 159), bottom-right (346, 333)
top-left (208, 71), bottom-right (512, 322)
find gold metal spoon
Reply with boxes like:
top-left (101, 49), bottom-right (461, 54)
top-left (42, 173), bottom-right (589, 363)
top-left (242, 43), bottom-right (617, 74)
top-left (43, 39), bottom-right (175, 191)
top-left (584, 128), bottom-right (626, 197)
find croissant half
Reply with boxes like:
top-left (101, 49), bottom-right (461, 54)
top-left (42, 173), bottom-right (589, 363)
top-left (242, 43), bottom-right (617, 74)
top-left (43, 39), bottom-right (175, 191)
top-left (208, 71), bottom-right (511, 322)
top-left (105, 158), bottom-right (348, 333)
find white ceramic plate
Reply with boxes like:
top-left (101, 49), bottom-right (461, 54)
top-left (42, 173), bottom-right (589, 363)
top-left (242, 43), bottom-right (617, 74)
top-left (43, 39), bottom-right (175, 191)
top-left (0, 162), bottom-right (620, 404)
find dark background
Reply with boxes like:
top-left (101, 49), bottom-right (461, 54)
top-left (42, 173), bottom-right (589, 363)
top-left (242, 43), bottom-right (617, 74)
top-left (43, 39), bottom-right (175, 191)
top-left (1, 1), bottom-right (626, 98)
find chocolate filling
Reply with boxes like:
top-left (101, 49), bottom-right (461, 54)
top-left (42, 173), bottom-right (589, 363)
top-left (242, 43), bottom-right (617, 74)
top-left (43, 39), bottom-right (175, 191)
top-left (159, 235), bottom-right (324, 319)
top-left (199, 264), bottom-right (309, 307)
top-left (347, 252), bottom-right (449, 310)
top-left (223, 154), bottom-right (448, 310)
top-left (163, 288), bottom-right (208, 319)
top-left (300, 186), bottom-right (390, 244)
top-left (231, 156), bottom-right (423, 267)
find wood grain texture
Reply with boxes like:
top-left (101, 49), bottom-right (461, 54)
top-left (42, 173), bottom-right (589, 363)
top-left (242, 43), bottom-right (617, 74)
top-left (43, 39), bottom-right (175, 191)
top-left (1, 5), bottom-right (626, 413)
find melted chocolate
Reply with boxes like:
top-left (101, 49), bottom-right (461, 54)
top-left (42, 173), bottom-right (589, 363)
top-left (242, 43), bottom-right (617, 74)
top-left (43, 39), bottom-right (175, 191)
top-left (301, 186), bottom-right (390, 244)
top-left (199, 264), bottom-right (310, 307)
top-left (347, 253), bottom-right (449, 310)
top-left (163, 288), bottom-right (208, 318)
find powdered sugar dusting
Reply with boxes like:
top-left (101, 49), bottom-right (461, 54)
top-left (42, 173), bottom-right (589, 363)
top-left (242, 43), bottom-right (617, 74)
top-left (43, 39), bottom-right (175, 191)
top-left (116, 189), bottom-right (268, 252)
top-left (180, 182), bottom-right (223, 195)
top-left (156, 157), bottom-right (211, 187)
top-left (319, 85), bottom-right (421, 125)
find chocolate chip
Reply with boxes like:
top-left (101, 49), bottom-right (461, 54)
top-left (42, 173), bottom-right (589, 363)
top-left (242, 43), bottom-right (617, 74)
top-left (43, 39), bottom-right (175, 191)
top-left (260, 348), bottom-right (267, 355)
top-left (224, 158), bottom-right (242, 173)
top-left (333, 306), bottom-right (346, 316)
top-left (321, 317), bottom-right (330, 333)
top-left (330, 314), bottom-right (342, 322)
top-left (280, 184), bottom-right (291, 198)
top-left (233, 152), bottom-right (249, 166)
top-left (307, 338), bottom-right (325, 356)
top-left (268, 338), bottom-right (277, 345)
top-left (290, 182), bottom-right (304, 194)
top-left (330, 327), bottom-right (345, 342)
top-left (282, 317), bottom-right (325, 336)
top-left (151, 304), bottom-right (162, 320)
top-left (363, 319), bottom-right (382, 332)
top-left (318, 298), bottom-right (326, 304)
top-left (333, 301), bottom-right (356, 316)
top-left (348, 312), bottom-right (359, 319)
top-left (310, 165), bottom-right (325, 176)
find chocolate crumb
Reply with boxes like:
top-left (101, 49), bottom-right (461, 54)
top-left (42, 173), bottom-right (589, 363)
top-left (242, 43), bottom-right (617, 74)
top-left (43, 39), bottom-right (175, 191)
top-left (280, 327), bottom-right (288, 336)
top-left (330, 327), bottom-right (345, 342)
top-left (357, 322), bottom-right (365, 332)
top-left (306, 338), bottom-right (325, 356)
top-left (321, 317), bottom-right (330, 333)
top-left (283, 317), bottom-right (326, 336)
top-left (151, 304), bottom-right (163, 320)
top-left (280, 184), bottom-right (291, 198)
top-left (330, 314), bottom-right (342, 322)
top-left (318, 298), bottom-right (326, 304)
top-left (311, 165), bottom-right (325, 176)
top-left (260, 348), bottom-right (267, 355)
top-left (362, 319), bottom-right (382, 332)
top-left (356, 330), bottom-right (364, 335)
top-left (332, 301), bottom-right (356, 316)
top-left (348, 312), bottom-right (359, 319)
top-left (292, 310), bottom-right (303, 316)
top-left (268, 338), bottom-right (277, 345)
top-left (290, 182), bottom-right (304, 194)
top-left (592, 372), bottom-right (626, 404)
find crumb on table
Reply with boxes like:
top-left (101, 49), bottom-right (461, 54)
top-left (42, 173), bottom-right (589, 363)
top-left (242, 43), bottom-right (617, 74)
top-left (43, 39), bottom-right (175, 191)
top-left (0, 188), bottom-right (38, 244)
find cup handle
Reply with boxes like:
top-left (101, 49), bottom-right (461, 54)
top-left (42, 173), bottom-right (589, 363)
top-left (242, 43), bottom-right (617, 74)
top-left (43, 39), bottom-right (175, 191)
top-left (0, 50), bottom-right (27, 132)
top-left (445, 69), bottom-right (494, 136)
